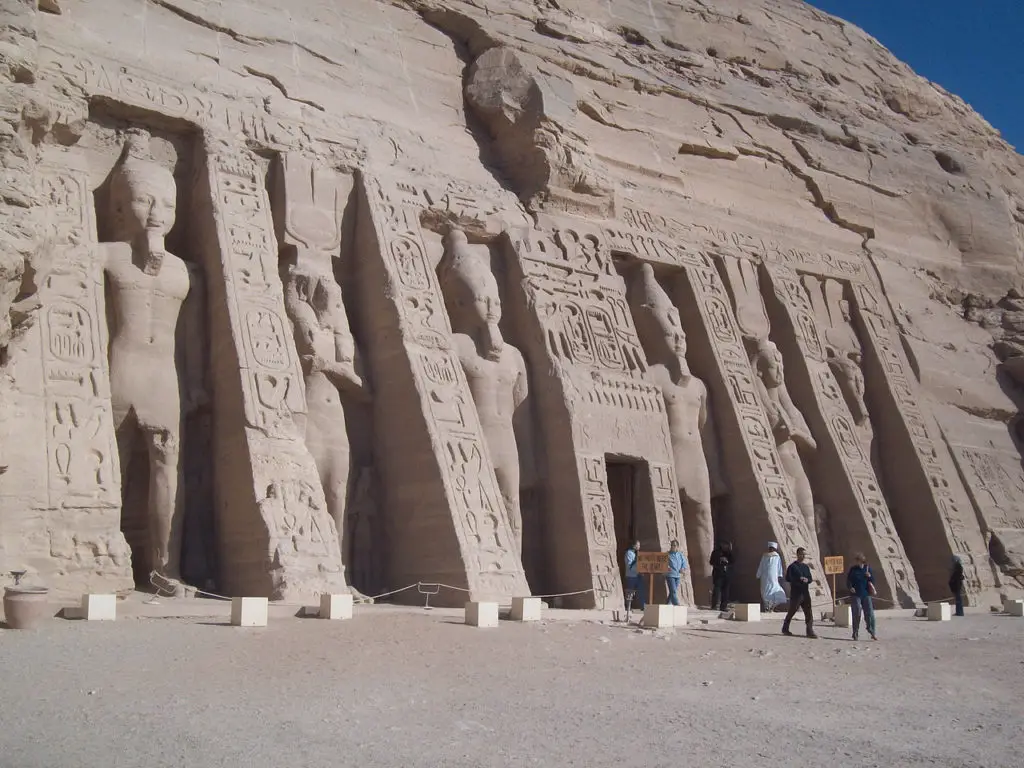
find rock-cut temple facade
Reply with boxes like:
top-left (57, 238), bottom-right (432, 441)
top-left (2, 0), bottom-right (1024, 608)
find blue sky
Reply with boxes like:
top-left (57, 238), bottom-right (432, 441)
top-left (805, 1), bottom-right (1023, 151)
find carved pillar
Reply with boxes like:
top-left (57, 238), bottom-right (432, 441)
top-left (669, 247), bottom-right (832, 604)
top-left (506, 223), bottom-right (688, 607)
top-left (353, 172), bottom-right (528, 605)
top-left (763, 263), bottom-right (921, 607)
top-left (197, 138), bottom-right (347, 600)
top-left (852, 282), bottom-right (997, 603)
top-left (0, 162), bottom-right (133, 594)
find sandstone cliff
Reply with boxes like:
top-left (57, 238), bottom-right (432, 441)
top-left (1, 0), bottom-right (1022, 605)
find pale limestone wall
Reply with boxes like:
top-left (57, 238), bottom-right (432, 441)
top-left (0, 0), bottom-right (1021, 606)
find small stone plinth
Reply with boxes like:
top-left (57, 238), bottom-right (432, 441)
top-left (319, 593), bottom-right (353, 620)
top-left (80, 594), bottom-right (116, 621)
top-left (465, 601), bottom-right (499, 628)
top-left (927, 602), bottom-right (952, 622)
top-left (643, 604), bottom-right (674, 629)
top-left (510, 597), bottom-right (541, 621)
top-left (732, 603), bottom-right (761, 622)
top-left (1006, 600), bottom-right (1024, 617)
top-left (672, 605), bottom-right (688, 626)
top-left (832, 604), bottom-right (852, 628)
top-left (231, 597), bottom-right (268, 627)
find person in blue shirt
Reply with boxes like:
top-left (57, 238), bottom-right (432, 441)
top-left (665, 539), bottom-right (688, 606)
top-left (624, 540), bottom-right (646, 609)
top-left (846, 552), bottom-right (877, 641)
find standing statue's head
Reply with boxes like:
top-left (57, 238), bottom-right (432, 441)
top-left (629, 262), bottom-right (688, 368)
top-left (110, 130), bottom-right (177, 246)
top-left (753, 338), bottom-right (784, 388)
top-left (440, 227), bottom-right (504, 360)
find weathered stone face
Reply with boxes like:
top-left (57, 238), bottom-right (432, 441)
top-left (1, 0), bottom-right (1022, 607)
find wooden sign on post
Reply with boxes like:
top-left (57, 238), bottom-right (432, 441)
top-left (823, 556), bottom-right (845, 606)
top-left (637, 552), bottom-right (670, 574)
top-left (637, 552), bottom-right (669, 607)
top-left (823, 556), bottom-right (845, 575)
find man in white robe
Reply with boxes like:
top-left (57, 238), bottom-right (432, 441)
top-left (756, 542), bottom-right (787, 611)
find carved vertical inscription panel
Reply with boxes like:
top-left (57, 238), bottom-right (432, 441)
top-left (765, 264), bottom-right (921, 607)
top-left (204, 142), bottom-right (346, 599)
top-left (853, 282), bottom-right (995, 601)
top-left (360, 173), bottom-right (528, 602)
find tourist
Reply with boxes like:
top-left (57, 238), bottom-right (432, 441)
top-left (950, 555), bottom-right (966, 617)
top-left (756, 542), bottom-right (787, 612)
top-left (782, 547), bottom-right (818, 638)
top-left (665, 539), bottom-right (688, 606)
top-left (624, 539), bottom-right (646, 609)
top-left (846, 552), bottom-right (877, 641)
top-left (710, 541), bottom-right (734, 613)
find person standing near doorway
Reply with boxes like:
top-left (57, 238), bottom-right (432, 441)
top-left (665, 540), bottom-right (688, 606)
top-left (782, 547), bottom-right (818, 638)
top-left (710, 541), bottom-right (734, 613)
top-left (950, 555), bottom-right (966, 617)
top-left (624, 540), bottom-right (646, 609)
top-left (756, 542), bottom-right (787, 612)
top-left (846, 552), bottom-right (877, 641)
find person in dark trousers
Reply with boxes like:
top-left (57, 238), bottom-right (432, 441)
top-left (624, 540), bottom-right (646, 609)
top-left (846, 552), bottom-right (877, 641)
top-left (709, 541), bottom-right (734, 613)
top-left (950, 555), bottom-right (966, 616)
top-left (782, 547), bottom-right (818, 638)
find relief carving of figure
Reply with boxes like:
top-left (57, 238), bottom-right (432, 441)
top-left (439, 228), bottom-right (535, 554)
top-left (283, 264), bottom-right (369, 561)
top-left (628, 263), bottom-right (715, 596)
top-left (752, 338), bottom-right (819, 548)
top-left (273, 152), bottom-right (370, 579)
top-left (101, 131), bottom-right (206, 590)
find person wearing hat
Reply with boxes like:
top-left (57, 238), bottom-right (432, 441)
top-left (756, 542), bottom-right (786, 611)
top-left (782, 547), bottom-right (818, 638)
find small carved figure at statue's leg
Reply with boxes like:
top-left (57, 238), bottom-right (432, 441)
top-left (144, 424), bottom-right (184, 596)
top-left (493, 463), bottom-right (523, 556)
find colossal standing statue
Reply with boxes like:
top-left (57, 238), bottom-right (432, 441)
top-left (273, 153), bottom-right (370, 576)
top-left (102, 131), bottom-right (206, 590)
top-left (752, 339), bottom-right (819, 549)
top-left (439, 228), bottom-right (534, 554)
top-left (628, 263), bottom-right (715, 596)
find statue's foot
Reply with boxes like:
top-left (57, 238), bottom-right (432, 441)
top-left (350, 587), bottom-right (372, 604)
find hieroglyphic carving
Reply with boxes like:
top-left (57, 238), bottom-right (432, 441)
top-left (39, 47), bottom-right (361, 154)
top-left (853, 282), bottom-right (994, 599)
top-left (210, 150), bottom-right (307, 437)
top-left (37, 168), bottom-right (120, 507)
top-left (362, 173), bottom-right (528, 599)
top-left (204, 142), bottom-right (345, 596)
top-left (766, 264), bottom-right (921, 606)
top-left (517, 226), bottom-right (647, 380)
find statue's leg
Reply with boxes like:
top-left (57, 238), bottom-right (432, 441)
top-left (680, 487), bottom-right (714, 605)
top-left (144, 424), bottom-right (183, 586)
top-left (493, 462), bottom-right (522, 556)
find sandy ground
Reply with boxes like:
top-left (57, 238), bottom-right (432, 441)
top-left (0, 600), bottom-right (1020, 768)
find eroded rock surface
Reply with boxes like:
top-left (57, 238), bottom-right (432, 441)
top-left (1, 0), bottom-right (1022, 605)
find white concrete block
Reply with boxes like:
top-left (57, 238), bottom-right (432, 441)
top-left (1007, 600), bottom-right (1024, 617)
top-left (80, 594), bottom-right (116, 621)
top-left (832, 604), bottom-right (852, 628)
top-left (643, 603), bottom-right (675, 629)
top-left (672, 605), bottom-right (688, 626)
top-left (927, 601), bottom-right (952, 622)
top-left (319, 593), bottom-right (353, 620)
top-left (231, 597), bottom-right (268, 627)
top-left (732, 603), bottom-right (761, 622)
top-left (465, 601), bottom-right (499, 628)
top-left (510, 597), bottom-right (541, 621)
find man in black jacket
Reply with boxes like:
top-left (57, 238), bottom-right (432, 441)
top-left (709, 541), bottom-right (734, 613)
top-left (782, 547), bottom-right (818, 638)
